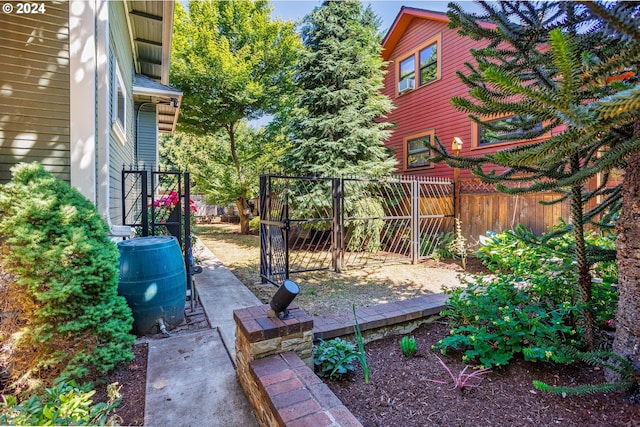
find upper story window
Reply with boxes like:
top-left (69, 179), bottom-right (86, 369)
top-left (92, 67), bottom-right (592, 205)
top-left (397, 34), bottom-right (441, 96)
top-left (112, 59), bottom-right (128, 144)
top-left (405, 129), bottom-right (435, 170)
top-left (473, 115), bottom-right (544, 148)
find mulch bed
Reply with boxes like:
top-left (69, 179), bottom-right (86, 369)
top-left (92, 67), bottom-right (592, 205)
top-left (94, 342), bottom-right (147, 426)
top-left (325, 321), bottom-right (640, 427)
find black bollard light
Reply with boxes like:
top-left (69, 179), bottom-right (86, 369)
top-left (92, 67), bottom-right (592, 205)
top-left (269, 279), bottom-right (300, 320)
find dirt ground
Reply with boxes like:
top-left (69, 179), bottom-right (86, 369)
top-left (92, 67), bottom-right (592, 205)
top-left (195, 223), bottom-right (483, 317)
top-left (326, 321), bottom-right (640, 427)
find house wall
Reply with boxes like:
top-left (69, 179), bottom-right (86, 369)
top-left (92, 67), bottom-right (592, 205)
top-left (136, 103), bottom-right (158, 168)
top-left (0, 1), bottom-right (70, 184)
top-left (382, 14), bottom-right (576, 239)
top-left (383, 17), bottom-right (483, 179)
top-left (108, 0), bottom-right (136, 225)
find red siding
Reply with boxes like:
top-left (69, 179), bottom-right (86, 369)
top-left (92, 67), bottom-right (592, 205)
top-left (382, 17), bottom-right (515, 179)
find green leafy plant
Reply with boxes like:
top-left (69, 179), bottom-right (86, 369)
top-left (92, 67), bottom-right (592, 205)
top-left (477, 224), bottom-right (618, 327)
top-left (0, 163), bottom-right (135, 391)
top-left (427, 355), bottom-right (491, 390)
top-left (0, 380), bottom-right (121, 426)
top-left (421, 231), bottom-right (454, 259)
top-left (434, 274), bottom-right (581, 368)
top-left (313, 338), bottom-right (357, 380)
top-left (399, 336), bottom-right (417, 358)
top-left (248, 216), bottom-right (260, 233)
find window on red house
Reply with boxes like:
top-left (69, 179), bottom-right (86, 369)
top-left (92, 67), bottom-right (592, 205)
top-left (406, 132), bottom-right (433, 169)
top-left (477, 116), bottom-right (543, 146)
top-left (419, 42), bottom-right (438, 85)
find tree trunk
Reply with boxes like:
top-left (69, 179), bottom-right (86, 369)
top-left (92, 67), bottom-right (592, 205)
top-left (610, 152), bottom-right (640, 380)
top-left (236, 197), bottom-right (250, 235)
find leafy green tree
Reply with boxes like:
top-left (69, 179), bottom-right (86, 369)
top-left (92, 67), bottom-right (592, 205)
top-left (433, 1), bottom-right (638, 349)
top-left (283, 0), bottom-right (396, 178)
top-left (0, 163), bottom-right (134, 392)
top-left (170, 0), bottom-right (300, 233)
top-left (160, 124), bottom-right (286, 215)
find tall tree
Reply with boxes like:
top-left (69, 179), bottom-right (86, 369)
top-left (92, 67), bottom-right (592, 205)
top-left (582, 1), bottom-right (640, 379)
top-left (171, 0), bottom-right (300, 233)
top-left (160, 124), bottom-right (286, 215)
top-left (433, 1), bottom-right (638, 350)
top-left (283, 0), bottom-right (396, 178)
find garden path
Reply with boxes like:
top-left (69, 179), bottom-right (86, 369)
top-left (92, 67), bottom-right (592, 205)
top-left (143, 240), bottom-right (260, 427)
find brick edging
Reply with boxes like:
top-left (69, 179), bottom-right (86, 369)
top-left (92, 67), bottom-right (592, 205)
top-left (249, 352), bottom-right (362, 427)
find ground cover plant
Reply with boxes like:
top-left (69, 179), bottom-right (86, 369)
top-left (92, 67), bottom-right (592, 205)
top-left (0, 163), bottom-right (134, 398)
top-left (436, 224), bottom-right (619, 368)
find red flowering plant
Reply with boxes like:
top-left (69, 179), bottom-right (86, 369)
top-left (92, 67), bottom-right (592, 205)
top-left (138, 191), bottom-right (197, 240)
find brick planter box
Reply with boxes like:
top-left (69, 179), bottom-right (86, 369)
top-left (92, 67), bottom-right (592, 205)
top-left (234, 295), bottom-right (447, 426)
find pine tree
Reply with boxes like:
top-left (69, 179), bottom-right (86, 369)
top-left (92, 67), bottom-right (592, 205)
top-left (433, 1), bottom-right (638, 349)
top-left (283, 0), bottom-right (396, 178)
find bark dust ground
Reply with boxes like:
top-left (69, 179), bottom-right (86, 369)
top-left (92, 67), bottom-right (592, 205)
top-left (325, 321), bottom-right (640, 427)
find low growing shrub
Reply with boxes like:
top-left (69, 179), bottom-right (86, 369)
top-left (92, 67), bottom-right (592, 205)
top-left (434, 274), bottom-right (582, 368)
top-left (248, 216), bottom-right (260, 232)
top-left (0, 380), bottom-right (120, 426)
top-left (0, 163), bottom-right (135, 391)
top-left (313, 338), bottom-right (356, 380)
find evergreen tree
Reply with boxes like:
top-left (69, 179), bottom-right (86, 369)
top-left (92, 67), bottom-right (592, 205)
top-left (170, 0), bottom-right (300, 233)
top-left (283, 0), bottom-right (396, 178)
top-left (582, 1), bottom-right (640, 380)
top-left (433, 1), bottom-right (638, 349)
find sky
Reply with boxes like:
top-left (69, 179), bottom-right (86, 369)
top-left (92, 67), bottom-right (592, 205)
top-left (269, 1), bottom-right (481, 34)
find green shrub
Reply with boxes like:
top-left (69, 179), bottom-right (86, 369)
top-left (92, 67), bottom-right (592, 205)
top-left (248, 216), bottom-right (260, 232)
top-left (0, 380), bottom-right (120, 426)
top-left (346, 197), bottom-right (385, 253)
top-left (476, 224), bottom-right (618, 327)
top-left (0, 163), bottom-right (135, 391)
top-left (434, 275), bottom-right (581, 368)
top-left (313, 338), bottom-right (356, 380)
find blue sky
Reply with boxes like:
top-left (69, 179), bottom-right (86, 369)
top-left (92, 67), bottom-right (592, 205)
top-left (270, 1), bottom-right (481, 33)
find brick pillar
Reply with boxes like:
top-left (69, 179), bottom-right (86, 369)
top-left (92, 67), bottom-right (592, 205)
top-left (234, 304), bottom-right (314, 411)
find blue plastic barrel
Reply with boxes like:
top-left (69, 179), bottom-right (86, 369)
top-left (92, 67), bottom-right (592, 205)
top-left (117, 236), bottom-right (186, 335)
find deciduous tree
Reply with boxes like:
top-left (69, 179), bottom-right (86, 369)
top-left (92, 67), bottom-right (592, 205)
top-left (171, 0), bottom-right (300, 233)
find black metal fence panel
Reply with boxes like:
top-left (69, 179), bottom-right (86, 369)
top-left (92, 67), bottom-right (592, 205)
top-left (260, 174), bottom-right (454, 285)
top-left (122, 166), bottom-right (194, 308)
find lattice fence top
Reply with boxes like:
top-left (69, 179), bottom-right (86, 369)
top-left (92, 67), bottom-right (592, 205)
top-left (460, 179), bottom-right (499, 194)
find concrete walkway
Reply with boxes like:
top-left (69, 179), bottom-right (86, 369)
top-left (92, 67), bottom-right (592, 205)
top-left (144, 240), bottom-right (260, 427)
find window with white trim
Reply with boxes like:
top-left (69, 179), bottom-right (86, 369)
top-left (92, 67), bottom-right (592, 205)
top-left (112, 60), bottom-right (127, 144)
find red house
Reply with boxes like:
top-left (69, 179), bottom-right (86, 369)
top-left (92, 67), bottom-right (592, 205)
top-left (381, 7), bottom-right (547, 179)
top-left (380, 7), bottom-right (569, 238)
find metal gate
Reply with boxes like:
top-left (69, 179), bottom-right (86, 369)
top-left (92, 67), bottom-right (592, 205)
top-left (259, 174), bottom-right (454, 285)
top-left (121, 166), bottom-right (196, 308)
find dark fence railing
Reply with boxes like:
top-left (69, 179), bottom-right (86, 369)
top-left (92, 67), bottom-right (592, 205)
top-left (259, 174), bottom-right (455, 285)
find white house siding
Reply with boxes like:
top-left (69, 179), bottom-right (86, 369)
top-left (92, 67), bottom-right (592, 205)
top-left (108, 0), bottom-right (135, 225)
top-left (0, 1), bottom-right (70, 184)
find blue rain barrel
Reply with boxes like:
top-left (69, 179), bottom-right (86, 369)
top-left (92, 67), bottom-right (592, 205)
top-left (117, 236), bottom-right (186, 335)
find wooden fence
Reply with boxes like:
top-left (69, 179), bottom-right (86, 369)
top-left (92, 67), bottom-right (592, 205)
top-left (457, 179), bottom-right (571, 246)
